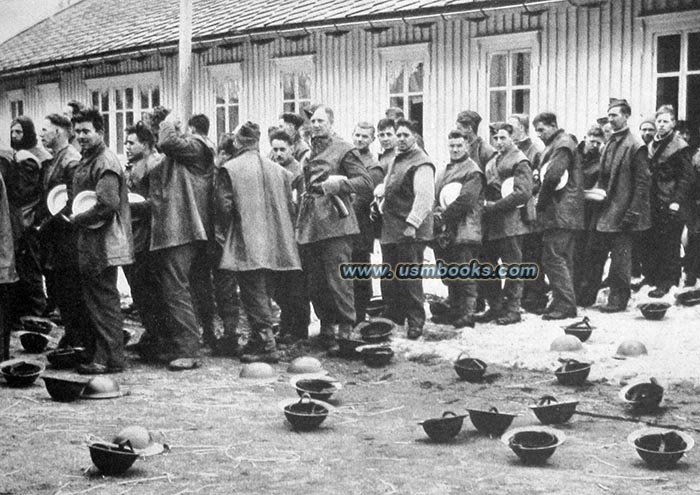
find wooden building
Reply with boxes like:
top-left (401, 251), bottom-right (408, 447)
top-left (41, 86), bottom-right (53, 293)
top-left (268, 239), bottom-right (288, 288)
top-left (0, 0), bottom-right (698, 164)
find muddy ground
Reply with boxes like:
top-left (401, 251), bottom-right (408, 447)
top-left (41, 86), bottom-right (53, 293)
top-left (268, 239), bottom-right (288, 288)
top-left (1, 315), bottom-right (700, 495)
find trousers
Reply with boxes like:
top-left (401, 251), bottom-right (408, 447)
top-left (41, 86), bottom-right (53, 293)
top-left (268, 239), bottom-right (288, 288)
top-left (479, 235), bottom-right (524, 310)
top-left (381, 241), bottom-right (426, 329)
top-left (541, 229), bottom-right (577, 312)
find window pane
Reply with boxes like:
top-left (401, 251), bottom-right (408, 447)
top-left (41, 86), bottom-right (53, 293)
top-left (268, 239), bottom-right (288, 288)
top-left (389, 96), bottom-right (404, 112)
top-left (283, 102), bottom-right (295, 113)
top-left (656, 76), bottom-right (679, 110)
top-left (216, 95), bottom-right (225, 105)
top-left (513, 89), bottom-right (530, 115)
top-left (388, 62), bottom-right (404, 94)
top-left (101, 91), bottom-right (109, 111)
top-left (216, 107), bottom-right (225, 136)
top-left (490, 90), bottom-right (507, 122)
top-left (299, 100), bottom-right (311, 113)
top-left (490, 54), bottom-right (507, 87)
top-left (298, 73), bottom-right (311, 100)
top-left (115, 89), bottom-right (123, 110)
top-left (408, 62), bottom-right (424, 92)
top-left (687, 74), bottom-right (700, 139)
top-left (513, 52), bottom-right (531, 86)
top-left (92, 91), bottom-right (99, 108)
top-left (152, 87), bottom-right (160, 107)
top-left (228, 105), bottom-right (239, 131)
top-left (689, 32), bottom-right (700, 71)
top-left (282, 73), bottom-right (295, 100)
top-left (141, 89), bottom-right (149, 110)
top-left (657, 35), bottom-right (681, 73)
top-left (408, 95), bottom-right (423, 135)
top-left (126, 112), bottom-right (134, 127)
top-left (102, 113), bottom-right (110, 147)
top-left (116, 113), bottom-right (124, 154)
top-left (229, 81), bottom-right (240, 103)
top-left (125, 88), bottom-right (134, 109)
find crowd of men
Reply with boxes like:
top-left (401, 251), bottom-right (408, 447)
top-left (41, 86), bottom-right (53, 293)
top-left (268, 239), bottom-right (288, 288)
top-left (0, 96), bottom-right (698, 373)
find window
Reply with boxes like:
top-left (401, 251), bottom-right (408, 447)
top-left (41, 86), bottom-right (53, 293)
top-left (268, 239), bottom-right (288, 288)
top-left (378, 43), bottom-right (430, 136)
top-left (208, 63), bottom-right (242, 139)
top-left (387, 60), bottom-right (425, 134)
top-left (272, 55), bottom-right (315, 114)
top-left (488, 51), bottom-right (531, 122)
top-left (10, 100), bottom-right (23, 119)
top-left (476, 31), bottom-right (539, 130)
top-left (655, 31), bottom-right (700, 130)
top-left (85, 72), bottom-right (161, 155)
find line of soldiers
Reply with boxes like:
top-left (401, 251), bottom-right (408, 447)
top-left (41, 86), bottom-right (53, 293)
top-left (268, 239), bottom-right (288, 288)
top-left (1, 97), bottom-right (697, 371)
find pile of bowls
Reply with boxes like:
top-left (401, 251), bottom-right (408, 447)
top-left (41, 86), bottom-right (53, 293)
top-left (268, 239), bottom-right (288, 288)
top-left (337, 337), bottom-right (365, 359)
top-left (453, 353), bottom-right (487, 383)
top-left (282, 393), bottom-right (331, 431)
top-left (639, 302), bottom-right (670, 321)
top-left (20, 316), bottom-right (55, 334)
top-left (628, 428), bottom-right (694, 469)
top-left (467, 407), bottom-right (517, 437)
top-left (502, 427), bottom-right (566, 465)
top-left (1, 359), bottom-right (44, 387)
top-left (419, 411), bottom-right (467, 442)
top-left (528, 395), bottom-right (579, 425)
top-left (554, 359), bottom-right (591, 386)
top-left (42, 376), bottom-right (88, 402)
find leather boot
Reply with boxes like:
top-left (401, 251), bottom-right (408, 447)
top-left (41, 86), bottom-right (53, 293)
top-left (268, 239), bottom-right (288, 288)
top-left (453, 297), bottom-right (476, 329)
top-left (600, 288), bottom-right (628, 313)
top-left (318, 323), bottom-right (339, 355)
top-left (240, 327), bottom-right (279, 363)
top-left (474, 298), bottom-right (503, 323)
top-left (496, 298), bottom-right (522, 325)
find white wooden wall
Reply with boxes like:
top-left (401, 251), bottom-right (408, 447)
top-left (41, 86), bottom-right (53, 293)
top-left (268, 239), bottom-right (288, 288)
top-left (0, 0), bottom-right (697, 165)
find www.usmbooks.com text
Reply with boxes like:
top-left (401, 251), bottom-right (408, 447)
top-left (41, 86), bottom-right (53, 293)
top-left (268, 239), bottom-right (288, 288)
top-left (339, 260), bottom-right (539, 280)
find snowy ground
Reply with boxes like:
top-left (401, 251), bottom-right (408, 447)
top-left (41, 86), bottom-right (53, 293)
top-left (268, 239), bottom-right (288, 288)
top-left (117, 245), bottom-right (700, 387)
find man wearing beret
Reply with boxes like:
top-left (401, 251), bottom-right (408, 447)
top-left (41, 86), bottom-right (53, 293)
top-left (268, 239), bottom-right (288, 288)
top-left (581, 99), bottom-right (651, 312)
top-left (215, 122), bottom-right (301, 363)
top-left (296, 104), bottom-right (373, 354)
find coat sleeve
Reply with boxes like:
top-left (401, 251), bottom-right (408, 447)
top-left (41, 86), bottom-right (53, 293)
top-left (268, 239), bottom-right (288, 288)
top-left (214, 167), bottom-right (234, 247)
top-left (537, 147), bottom-right (573, 211)
top-left (627, 145), bottom-right (652, 218)
top-left (672, 148), bottom-right (694, 208)
top-left (326, 149), bottom-right (374, 198)
top-left (158, 121), bottom-right (210, 173)
top-left (72, 171), bottom-right (120, 227)
top-left (406, 164), bottom-right (436, 228)
top-left (491, 160), bottom-right (532, 212)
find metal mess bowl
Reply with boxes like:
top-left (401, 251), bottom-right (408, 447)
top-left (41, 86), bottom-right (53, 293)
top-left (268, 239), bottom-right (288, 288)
top-left (554, 359), bottom-right (591, 386)
top-left (619, 379), bottom-right (664, 411)
top-left (502, 427), bottom-right (566, 465)
top-left (467, 407), bottom-right (517, 437)
top-left (82, 376), bottom-right (122, 399)
top-left (1, 359), bottom-right (45, 387)
top-left (46, 347), bottom-right (87, 369)
top-left (639, 302), bottom-right (670, 321)
top-left (20, 332), bottom-right (49, 353)
top-left (88, 442), bottom-right (139, 475)
top-left (628, 428), bottom-right (694, 469)
top-left (283, 394), bottom-right (330, 431)
top-left (42, 376), bottom-right (87, 402)
top-left (358, 318), bottom-right (394, 344)
top-left (419, 411), bottom-right (466, 442)
top-left (357, 345), bottom-right (394, 367)
top-left (292, 377), bottom-right (340, 402)
top-left (529, 395), bottom-right (578, 425)
top-left (453, 353), bottom-right (487, 383)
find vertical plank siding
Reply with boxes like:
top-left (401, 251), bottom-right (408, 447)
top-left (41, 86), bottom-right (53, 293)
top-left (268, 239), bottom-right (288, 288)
top-left (0, 0), bottom-right (696, 164)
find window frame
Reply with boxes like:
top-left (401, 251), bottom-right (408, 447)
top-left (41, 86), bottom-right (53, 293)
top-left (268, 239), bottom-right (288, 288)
top-left (378, 43), bottom-right (431, 132)
top-left (475, 31), bottom-right (540, 132)
top-left (272, 54), bottom-right (315, 115)
top-left (208, 63), bottom-right (243, 139)
top-left (85, 72), bottom-right (161, 156)
top-left (646, 13), bottom-right (700, 121)
top-left (7, 88), bottom-right (24, 120)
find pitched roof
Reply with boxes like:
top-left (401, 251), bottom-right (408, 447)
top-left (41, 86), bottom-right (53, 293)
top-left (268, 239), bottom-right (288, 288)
top-left (0, 0), bottom-right (535, 74)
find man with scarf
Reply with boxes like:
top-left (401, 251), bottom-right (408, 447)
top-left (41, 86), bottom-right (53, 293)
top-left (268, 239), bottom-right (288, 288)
top-left (432, 130), bottom-right (484, 328)
top-left (296, 104), bottom-right (372, 355)
top-left (381, 119), bottom-right (435, 339)
top-left (477, 122), bottom-right (533, 325)
top-left (69, 108), bottom-right (133, 374)
top-left (7, 116), bottom-right (52, 326)
top-left (642, 105), bottom-right (693, 298)
top-left (215, 122), bottom-right (301, 363)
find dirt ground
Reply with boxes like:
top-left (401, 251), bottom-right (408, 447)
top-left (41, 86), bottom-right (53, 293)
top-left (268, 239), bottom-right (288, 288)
top-left (2, 311), bottom-right (700, 495)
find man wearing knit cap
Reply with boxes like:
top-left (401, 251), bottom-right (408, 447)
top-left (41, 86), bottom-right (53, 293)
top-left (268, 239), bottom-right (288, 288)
top-left (581, 98), bottom-right (651, 312)
top-left (215, 121), bottom-right (301, 363)
top-left (456, 110), bottom-right (496, 171)
top-left (639, 116), bottom-right (656, 145)
top-left (296, 104), bottom-right (373, 355)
